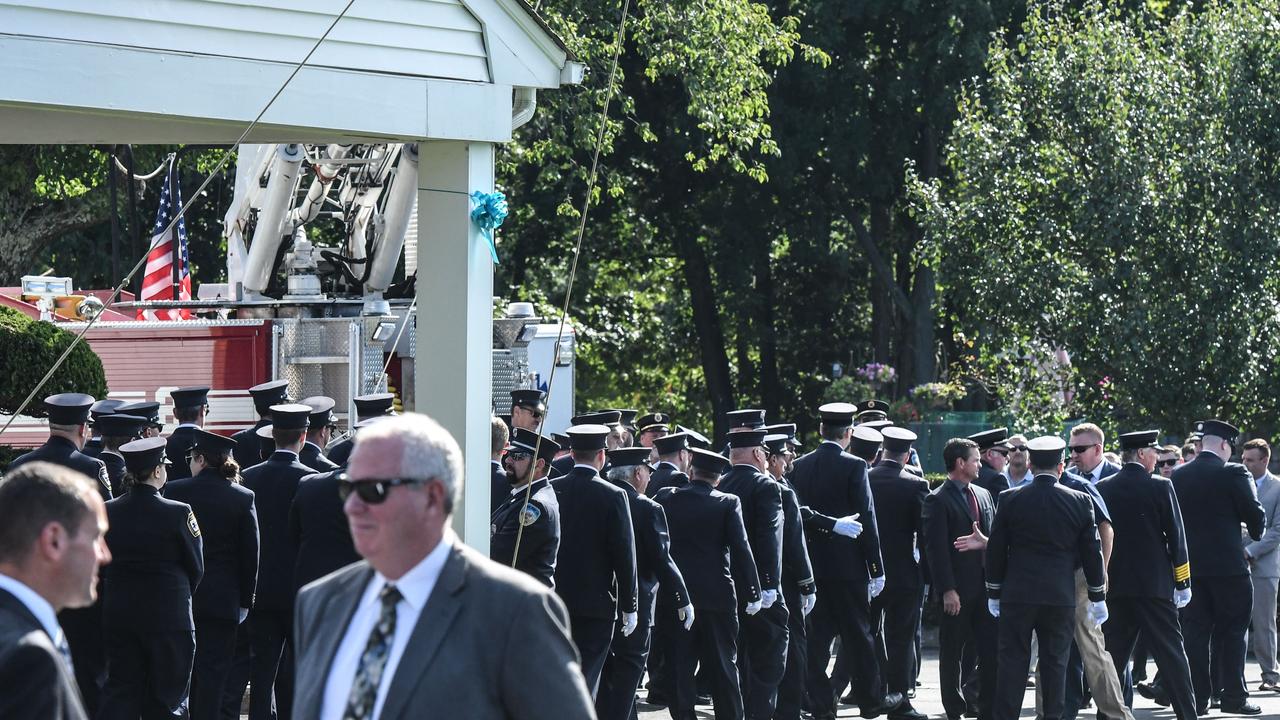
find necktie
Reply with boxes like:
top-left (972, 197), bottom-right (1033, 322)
top-left (966, 486), bottom-right (980, 524)
top-left (343, 584), bottom-right (403, 720)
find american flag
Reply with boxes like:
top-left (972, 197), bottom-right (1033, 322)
top-left (138, 158), bottom-right (192, 321)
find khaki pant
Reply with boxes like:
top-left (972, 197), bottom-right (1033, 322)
top-left (1035, 570), bottom-right (1134, 720)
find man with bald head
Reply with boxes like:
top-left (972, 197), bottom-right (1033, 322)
top-left (292, 413), bottom-right (594, 720)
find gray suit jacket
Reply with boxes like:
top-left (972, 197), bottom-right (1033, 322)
top-left (0, 589), bottom-right (88, 720)
top-left (1247, 472), bottom-right (1280, 578)
top-left (293, 540), bottom-right (595, 720)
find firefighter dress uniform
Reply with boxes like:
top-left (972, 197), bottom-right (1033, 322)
top-left (490, 429), bottom-right (562, 587)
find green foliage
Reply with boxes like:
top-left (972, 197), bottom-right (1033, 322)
top-left (0, 306), bottom-right (107, 415)
top-left (911, 0), bottom-right (1280, 435)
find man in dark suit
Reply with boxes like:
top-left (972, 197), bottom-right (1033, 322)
top-left (789, 403), bottom-right (895, 720)
top-left (1171, 419), bottom-right (1266, 715)
top-left (968, 428), bottom-right (1011, 499)
top-left (656, 448), bottom-right (763, 720)
top-left (324, 392), bottom-right (396, 468)
top-left (165, 386), bottom-right (211, 481)
top-left (648, 432), bottom-right (693, 498)
top-left (7, 394), bottom-right (112, 714)
top-left (239, 404), bottom-right (316, 720)
top-left (551, 423), bottom-right (640, 697)
top-left (1096, 430), bottom-right (1197, 720)
top-left (597, 447), bottom-right (690, 720)
top-left (298, 396), bottom-right (340, 472)
top-left (291, 412), bottom-right (595, 720)
top-left (491, 428), bottom-right (561, 587)
top-left (1066, 423), bottom-right (1122, 485)
top-left (869, 427), bottom-right (930, 720)
top-left (0, 462), bottom-right (111, 720)
top-left (510, 388), bottom-right (548, 432)
top-left (923, 437), bottom-right (996, 720)
top-left (491, 415), bottom-right (510, 514)
top-left (231, 380), bottom-right (289, 470)
top-left (985, 435), bottom-right (1108, 720)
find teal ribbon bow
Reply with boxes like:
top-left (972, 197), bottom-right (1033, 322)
top-left (469, 190), bottom-right (507, 264)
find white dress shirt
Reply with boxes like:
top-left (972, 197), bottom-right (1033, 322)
top-left (0, 573), bottom-right (66, 658)
top-left (320, 532), bottom-right (455, 720)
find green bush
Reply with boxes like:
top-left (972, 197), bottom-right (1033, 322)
top-left (0, 306), bottom-right (107, 416)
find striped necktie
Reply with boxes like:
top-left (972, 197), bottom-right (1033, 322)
top-left (342, 584), bottom-right (403, 720)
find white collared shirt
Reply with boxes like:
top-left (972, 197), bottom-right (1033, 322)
top-left (175, 423), bottom-right (201, 430)
top-left (1256, 472), bottom-right (1267, 495)
top-left (320, 531), bottom-right (455, 720)
top-left (1006, 469), bottom-right (1033, 489)
top-left (0, 573), bottom-right (65, 659)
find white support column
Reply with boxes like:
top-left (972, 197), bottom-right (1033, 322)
top-left (415, 140), bottom-right (495, 552)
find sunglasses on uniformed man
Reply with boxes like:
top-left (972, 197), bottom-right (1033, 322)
top-left (337, 475), bottom-right (426, 504)
top-left (1068, 443), bottom-right (1099, 454)
top-left (1157, 458), bottom-right (1178, 468)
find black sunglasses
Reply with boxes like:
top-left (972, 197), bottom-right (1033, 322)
top-left (338, 476), bottom-right (426, 504)
top-left (505, 451), bottom-right (532, 462)
top-left (989, 447), bottom-right (1010, 457)
top-left (1068, 443), bottom-right (1098, 454)
top-left (1008, 445), bottom-right (1028, 452)
top-left (1157, 458), bottom-right (1178, 467)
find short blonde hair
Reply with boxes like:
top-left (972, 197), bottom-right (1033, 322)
top-left (1070, 423), bottom-right (1105, 445)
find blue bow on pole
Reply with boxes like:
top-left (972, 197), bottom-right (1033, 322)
top-left (469, 190), bottom-right (507, 264)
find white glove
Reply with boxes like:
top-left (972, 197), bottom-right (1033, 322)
top-left (801, 593), bottom-right (816, 617)
top-left (834, 513), bottom-right (863, 539)
top-left (745, 599), bottom-right (763, 616)
top-left (760, 589), bottom-right (778, 609)
top-left (868, 576), bottom-right (885, 599)
top-left (988, 599), bottom-right (1001, 618)
top-left (913, 545), bottom-right (921, 563)
top-left (621, 611), bottom-right (638, 637)
top-left (1173, 587), bottom-right (1192, 609)
top-left (237, 607), bottom-right (249, 624)
top-left (678, 604), bottom-right (695, 630)
top-left (1087, 600), bottom-right (1108, 626)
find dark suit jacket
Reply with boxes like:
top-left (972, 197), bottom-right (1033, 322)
top-left (611, 480), bottom-right (688, 626)
top-left (869, 459), bottom-right (930, 593)
top-left (165, 469), bottom-right (260, 620)
top-left (164, 426), bottom-right (199, 480)
top-left (922, 478), bottom-right (994, 600)
top-left (292, 542), bottom-right (595, 720)
top-left (1068, 459), bottom-right (1121, 485)
top-left (789, 441), bottom-right (885, 583)
top-left (9, 436), bottom-right (111, 500)
top-left (0, 589), bottom-right (87, 720)
top-left (717, 465), bottom-right (784, 591)
top-left (1096, 463), bottom-right (1191, 598)
top-left (974, 461), bottom-right (1008, 499)
top-left (1171, 452), bottom-right (1265, 578)
top-left (490, 462), bottom-right (508, 515)
top-left (299, 442), bottom-right (340, 472)
top-left (655, 482), bottom-right (761, 613)
top-left (241, 450), bottom-right (314, 612)
top-left (231, 420), bottom-right (270, 470)
top-left (324, 436), bottom-right (354, 468)
top-left (551, 466), bottom-right (639, 619)
top-left (549, 454), bottom-right (574, 479)
top-left (986, 475), bottom-right (1105, 606)
top-left (290, 469), bottom-right (360, 591)
top-left (102, 485), bottom-right (204, 631)
top-left (646, 461), bottom-right (689, 498)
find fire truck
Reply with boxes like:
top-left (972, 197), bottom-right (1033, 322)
top-left (1, 143), bottom-right (575, 447)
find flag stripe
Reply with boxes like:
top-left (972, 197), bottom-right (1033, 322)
top-left (138, 160), bottom-right (192, 321)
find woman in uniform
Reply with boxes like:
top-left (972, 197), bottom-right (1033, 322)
top-left (164, 429), bottom-right (260, 720)
top-left (99, 436), bottom-right (204, 719)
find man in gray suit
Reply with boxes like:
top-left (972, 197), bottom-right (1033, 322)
top-left (0, 461), bottom-right (113, 720)
top-left (1242, 438), bottom-right (1280, 692)
top-left (293, 412), bottom-right (595, 720)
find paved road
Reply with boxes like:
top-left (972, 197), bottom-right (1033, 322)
top-left (636, 649), bottom-right (1280, 719)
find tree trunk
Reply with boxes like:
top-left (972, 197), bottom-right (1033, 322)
top-left (869, 200), bottom-right (894, 365)
top-left (675, 231), bottom-right (735, 440)
top-left (755, 249), bottom-right (782, 421)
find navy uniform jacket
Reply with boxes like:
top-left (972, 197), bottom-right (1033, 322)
top-left (299, 442), bottom-right (339, 472)
top-left (82, 437), bottom-right (103, 458)
top-left (777, 478), bottom-right (816, 596)
top-left (789, 441), bottom-right (885, 583)
top-left (9, 436), bottom-right (111, 501)
top-left (165, 468), bottom-right (260, 621)
top-left (289, 469), bottom-right (360, 591)
top-left (869, 459), bottom-right (930, 593)
top-left (656, 482), bottom-right (761, 613)
top-left (610, 479), bottom-right (689, 627)
top-left (922, 479), bottom-right (994, 600)
top-left (490, 462), bottom-right (508, 515)
top-left (1096, 463), bottom-right (1191, 598)
top-left (490, 477), bottom-right (561, 588)
top-left (1068, 459), bottom-right (1121, 484)
top-left (549, 454), bottom-right (574, 479)
top-left (240, 450), bottom-right (314, 612)
top-left (99, 451), bottom-right (127, 499)
top-left (1171, 452), bottom-right (1265, 578)
top-left (551, 465), bottom-right (639, 619)
top-left (231, 419), bottom-right (270, 470)
top-left (973, 461), bottom-right (1009, 500)
top-left (986, 475), bottom-right (1105, 606)
top-left (646, 462), bottom-right (689, 498)
top-left (164, 426), bottom-right (199, 480)
top-left (718, 464), bottom-right (784, 592)
top-left (102, 484), bottom-right (204, 631)
top-left (324, 436), bottom-right (354, 468)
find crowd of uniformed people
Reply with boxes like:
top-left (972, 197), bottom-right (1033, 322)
top-left (3, 382), bottom-right (1278, 720)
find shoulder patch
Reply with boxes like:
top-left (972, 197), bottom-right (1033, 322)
top-left (519, 503), bottom-right (541, 526)
top-left (186, 511), bottom-right (201, 538)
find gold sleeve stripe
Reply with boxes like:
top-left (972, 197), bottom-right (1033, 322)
top-left (1173, 563), bottom-right (1190, 582)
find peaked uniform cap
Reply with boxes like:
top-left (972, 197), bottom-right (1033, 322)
top-left (353, 393), bottom-right (396, 418)
top-left (1027, 435), bottom-right (1066, 468)
top-left (679, 426), bottom-right (712, 450)
top-left (565, 424), bottom-right (611, 451)
top-left (635, 412), bottom-right (673, 433)
top-left (689, 448), bottom-right (730, 474)
top-left (116, 401), bottom-right (161, 425)
top-left (510, 389), bottom-right (547, 412)
top-left (1118, 430), bottom-right (1160, 451)
top-left (571, 410), bottom-right (622, 428)
top-left (818, 403), bottom-right (857, 426)
top-left (1198, 419), bottom-right (1238, 444)
top-left (724, 409), bottom-right (766, 429)
top-left (269, 403), bottom-right (312, 430)
top-left (653, 432), bottom-right (691, 455)
top-left (607, 447), bottom-right (653, 468)
top-left (93, 413), bottom-right (148, 439)
top-left (192, 429), bottom-right (236, 455)
top-left (301, 396), bottom-right (337, 427)
top-left (119, 436), bottom-right (169, 474)
top-left (248, 380), bottom-right (290, 411)
top-left (881, 426), bottom-right (918, 453)
top-left (44, 393), bottom-right (95, 425)
top-left (170, 386), bottom-right (211, 409)
top-left (763, 434), bottom-right (791, 454)
top-left (727, 429), bottom-right (767, 449)
top-left (90, 399), bottom-right (127, 421)
top-left (509, 427), bottom-right (560, 460)
top-left (967, 427), bottom-right (1009, 450)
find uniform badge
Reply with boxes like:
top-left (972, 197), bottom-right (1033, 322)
top-left (187, 511), bottom-right (201, 538)
top-left (519, 504), bottom-right (541, 526)
top-left (490, 523), bottom-right (497, 535)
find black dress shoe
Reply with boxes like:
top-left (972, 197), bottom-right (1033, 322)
top-left (1195, 705), bottom-right (1209, 716)
top-left (887, 702), bottom-right (928, 720)
top-left (841, 691), bottom-right (859, 705)
top-left (861, 692), bottom-right (905, 719)
top-left (643, 693), bottom-right (668, 707)
top-left (1210, 695), bottom-right (1221, 709)
top-left (1219, 700), bottom-right (1262, 715)
top-left (1136, 681), bottom-right (1156, 700)
top-left (697, 693), bottom-right (711, 704)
